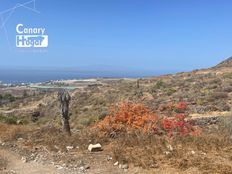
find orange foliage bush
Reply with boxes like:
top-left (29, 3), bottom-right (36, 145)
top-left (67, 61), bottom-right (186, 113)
top-left (96, 101), bottom-right (199, 138)
top-left (97, 101), bottom-right (158, 134)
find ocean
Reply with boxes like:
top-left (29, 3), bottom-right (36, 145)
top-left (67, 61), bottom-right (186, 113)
top-left (0, 68), bottom-right (176, 84)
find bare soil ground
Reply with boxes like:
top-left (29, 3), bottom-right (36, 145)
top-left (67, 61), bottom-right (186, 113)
top-left (0, 148), bottom-right (68, 174)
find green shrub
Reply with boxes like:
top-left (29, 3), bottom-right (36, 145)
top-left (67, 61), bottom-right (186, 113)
top-left (0, 93), bottom-right (16, 102)
top-left (0, 115), bottom-right (18, 124)
top-left (155, 80), bottom-right (166, 89)
top-left (80, 117), bottom-right (97, 126)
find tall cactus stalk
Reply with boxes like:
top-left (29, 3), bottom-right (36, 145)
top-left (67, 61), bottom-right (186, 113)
top-left (58, 90), bottom-right (71, 136)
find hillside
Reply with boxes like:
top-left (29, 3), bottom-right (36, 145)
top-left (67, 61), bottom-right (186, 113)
top-left (213, 56), bottom-right (232, 69)
top-left (1, 57), bottom-right (232, 173)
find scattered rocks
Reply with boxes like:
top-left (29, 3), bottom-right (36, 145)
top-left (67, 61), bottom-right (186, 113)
top-left (88, 143), bottom-right (102, 152)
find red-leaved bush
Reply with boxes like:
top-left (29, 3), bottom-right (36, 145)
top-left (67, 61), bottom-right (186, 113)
top-left (96, 101), bottom-right (200, 138)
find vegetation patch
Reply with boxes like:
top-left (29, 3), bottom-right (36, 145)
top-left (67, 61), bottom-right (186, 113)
top-left (96, 101), bottom-right (199, 138)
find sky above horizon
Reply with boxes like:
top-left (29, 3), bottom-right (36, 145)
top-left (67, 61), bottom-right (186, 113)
top-left (0, 0), bottom-right (232, 72)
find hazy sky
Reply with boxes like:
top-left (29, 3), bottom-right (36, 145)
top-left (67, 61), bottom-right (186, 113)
top-left (0, 0), bottom-right (231, 72)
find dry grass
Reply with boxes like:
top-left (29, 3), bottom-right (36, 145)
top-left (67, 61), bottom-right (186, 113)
top-left (218, 113), bottom-right (232, 135)
top-left (25, 125), bottom-right (109, 152)
top-left (0, 123), bottom-right (32, 142)
top-left (111, 129), bottom-right (232, 173)
top-left (0, 151), bottom-right (8, 171)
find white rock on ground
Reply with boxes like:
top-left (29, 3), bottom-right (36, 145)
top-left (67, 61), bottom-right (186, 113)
top-left (88, 143), bottom-right (102, 152)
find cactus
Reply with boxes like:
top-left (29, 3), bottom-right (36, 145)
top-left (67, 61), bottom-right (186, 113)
top-left (58, 90), bottom-right (71, 136)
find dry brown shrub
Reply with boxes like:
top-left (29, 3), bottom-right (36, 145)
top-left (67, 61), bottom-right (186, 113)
top-left (0, 123), bottom-right (31, 142)
top-left (113, 132), bottom-right (166, 168)
top-left (27, 125), bottom-right (108, 152)
top-left (28, 126), bottom-right (74, 151)
top-left (112, 130), bottom-right (232, 171)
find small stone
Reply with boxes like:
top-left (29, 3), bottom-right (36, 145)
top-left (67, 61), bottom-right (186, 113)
top-left (107, 156), bottom-right (112, 161)
top-left (79, 166), bottom-right (85, 172)
top-left (79, 165), bottom-right (90, 172)
top-left (17, 120), bottom-right (23, 125)
top-left (150, 163), bottom-right (159, 168)
top-left (191, 150), bottom-right (195, 155)
top-left (121, 164), bottom-right (129, 169)
top-left (166, 144), bottom-right (173, 151)
top-left (57, 166), bottom-right (64, 170)
top-left (114, 161), bottom-right (119, 166)
top-left (17, 138), bottom-right (23, 141)
top-left (201, 152), bottom-right (207, 155)
top-left (88, 143), bottom-right (102, 152)
top-left (164, 151), bottom-right (171, 155)
top-left (66, 146), bottom-right (74, 151)
top-left (21, 156), bottom-right (27, 163)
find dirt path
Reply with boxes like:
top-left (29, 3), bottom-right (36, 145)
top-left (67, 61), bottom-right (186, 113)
top-left (0, 149), bottom-right (67, 174)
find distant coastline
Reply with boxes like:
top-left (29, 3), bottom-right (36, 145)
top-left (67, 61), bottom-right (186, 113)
top-left (0, 68), bottom-right (179, 85)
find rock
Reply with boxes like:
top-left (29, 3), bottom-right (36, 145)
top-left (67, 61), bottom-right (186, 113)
top-left (56, 166), bottom-right (64, 170)
top-left (9, 170), bottom-right (16, 174)
top-left (164, 151), bottom-right (171, 155)
top-left (88, 143), bottom-right (102, 152)
top-left (150, 163), bottom-right (159, 168)
top-left (21, 156), bottom-right (27, 163)
top-left (17, 138), bottom-right (23, 141)
top-left (66, 146), bottom-right (74, 151)
top-left (79, 166), bottom-right (85, 172)
top-left (201, 152), bottom-right (207, 155)
top-left (166, 144), bottom-right (173, 151)
top-left (79, 165), bottom-right (90, 172)
top-left (119, 164), bottom-right (129, 169)
top-left (107, 155), bottom-right (112, 161)
top-left (114, 161), bottom-right (119, 166)
top-left (17, 120), bottom-right (23, 125)
top-left (122, 164), bottom-right (129, 169)
top-left (191, 150), bottom-right (195, 155)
